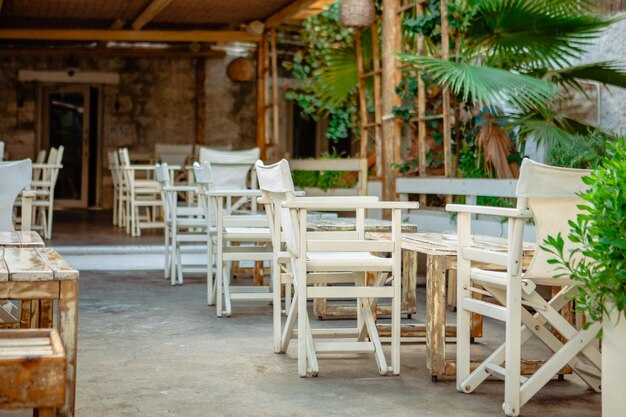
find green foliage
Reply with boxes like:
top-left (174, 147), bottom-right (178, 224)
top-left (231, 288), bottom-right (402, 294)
top-left (546, 129), bottom-right (612, 169)
top-left (291, 153), bottom-right (358, 191)
top-left (541, 136), bottom-right (626, 325)
top-left (397, 0), bottom-right (626, 152)
top-left (283, 2), bottom-right (360, 143)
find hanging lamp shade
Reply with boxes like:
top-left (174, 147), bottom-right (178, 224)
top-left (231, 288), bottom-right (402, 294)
top-left (226, 57), bottom-right (255, 82)
top-left (339, 0), bottom-right (376, 28)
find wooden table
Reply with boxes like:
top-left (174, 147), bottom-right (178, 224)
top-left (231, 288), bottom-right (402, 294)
top-left (0, 231), bottom-right (47, 328)
top-left (306, 217), bottom-right (418, 319)
top-left (0, 247), bottom-right (78, 417)
top-left (370, 232), bottom-right (535, 381)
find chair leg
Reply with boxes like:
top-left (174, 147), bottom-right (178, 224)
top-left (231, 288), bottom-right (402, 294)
top-left (296, 260), bottom-right (308, 377)
top-left (503, 284), bottom-right (522, 416)
top-left (272, 256), bottom-right (282, 353)
top-left (164, 225), bottom-right (170, 279)
top-left (216, 259), bottom-right (224, 318)
top-left (207, 237), bottom-right (214, 306)
top-left (176, 246), bottom-right (183, 285)
top-left (223, 263), bottom-right (232, 316)
top-left (112, 192), bottom-right (118, 226)
top-left (46, 200), bottom-right (53, 239)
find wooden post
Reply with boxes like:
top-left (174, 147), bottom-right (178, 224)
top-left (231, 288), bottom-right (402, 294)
top-left (195, 57), bottom-right (206, 145)
top-left (441, 0), bottom-right (452, 177)
top-left (355, 30), bottom-right (368, 159)
top-left (256, 34), bottom-right (267, 160)
top-left (416, 2), bottom-right (427, 181)
top-left (270, 29), bottom-right (280, 161)
top-left (371, 22), bottom-right (384, 177)
top-left (381, 0), bottom-right (401, 201)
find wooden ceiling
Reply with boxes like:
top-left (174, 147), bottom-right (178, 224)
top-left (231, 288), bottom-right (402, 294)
top-left (0, 0), bottom-right (300, 29)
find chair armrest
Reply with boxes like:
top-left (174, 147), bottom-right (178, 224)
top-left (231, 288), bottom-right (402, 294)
top-left (446, 204), bottom-right (532, 218)
top-left (282, 200), bottom-right (419, 210)
top-left (206, 190), bottom-right (262, 197)
top-left (163, 185), bottom-right (198, 192)
top-left (20, 190), bottom-right (35, 231)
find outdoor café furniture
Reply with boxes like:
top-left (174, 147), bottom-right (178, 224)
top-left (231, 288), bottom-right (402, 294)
top-left (0, 246), bottom-right (79, 417)
top-left (107, 150), bottom-right (124, 227)
top-left (156, 163), bottom-right (206, 285)
top-left (118, 147), bottom-right (163, 237)
top-left (0, 328), bottom-right (66, 417)
top-left (194, 161), bottom-right (272, 316)
top-left (306, 216), bottom-right (418, 320)
top-left (29, 146), bottom-right (63, 239)
top-left (447, 159), bottom-right (601, 416)
top-left (369, 231), bottom-right (535, 381)
top-left (155, 143), bottom-right (193, 167)
top-left (256, 159), bottom-right (418, 377)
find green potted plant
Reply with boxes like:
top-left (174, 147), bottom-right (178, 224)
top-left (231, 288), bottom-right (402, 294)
top-left (541, 137), bottom-right (626, 417)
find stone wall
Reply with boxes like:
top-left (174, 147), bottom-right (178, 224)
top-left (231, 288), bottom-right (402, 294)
top-left (0, 54), bottom-right (257, 207)
top-left (571, 14), bottom-right (626, 136)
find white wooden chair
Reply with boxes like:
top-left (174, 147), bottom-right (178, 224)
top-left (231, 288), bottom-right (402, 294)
top-left (255, 159), bottom-right (418, 377)
top-left (447, 159), bottom-right (601, 417)
top-left (0, 159), bottom-right (33, 324)
top-left (193, 161), bottom-right (272, 316)
top-left (156, 163), bottom-right (206, 285)
top-left (30, 146), bottom-right (63, 239)
top-left (198, 147), bottom-right (261, 213)
top-left (118, 147), bottom-right (163, 237)
top-left (155, 143), bottom-right (194, 167)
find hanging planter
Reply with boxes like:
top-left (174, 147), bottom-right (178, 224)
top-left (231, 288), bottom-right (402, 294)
top-left (339, 0), bottom-right (376, 29)
top-left (226, 57), bottom-right (255, 82)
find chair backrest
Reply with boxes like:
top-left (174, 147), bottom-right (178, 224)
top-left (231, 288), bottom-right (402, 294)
top-left (118, 147), bottom-right (134, 188)
top-left (107, 150), bottom-right (120, 188)
top-left (32, 149), bottom-right (47, 181)
top-left (42, 146), bottom-right (64, 188)
top-left (516, 158), bottom-right (592, 279)
top-left (155, 163), bottom-right (173, 219)
top-left (155, 143), bottom-right (193, 167)
top-left (0, 160), bottom-right (32, 231)
top-left (193, 162), bottom-right (218, 225)
top-left (255, 159), bottom-right (298, 255)
top-left (198, 147), bottom-right (260, 190)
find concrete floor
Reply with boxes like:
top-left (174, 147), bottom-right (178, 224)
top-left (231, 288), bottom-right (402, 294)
top-left (1, 270), bottom-right (601, 417)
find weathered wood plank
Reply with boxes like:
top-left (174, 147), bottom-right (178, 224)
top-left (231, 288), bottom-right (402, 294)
top-left (0, 247), bottom-right (8, 281)
top-left (3, 248), bottom-right (52, 281)
top-left (0, 281), bottom-right (60, 299)
top-left (58, 280), bottom-right (79, 417)
top-left (426, 254), bottom-right (447, 377)
top-left (36, 248), bottom-right (79, 281)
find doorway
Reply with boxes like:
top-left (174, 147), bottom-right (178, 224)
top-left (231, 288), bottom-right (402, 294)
top-left (41, 85), bottom-right (100, 208)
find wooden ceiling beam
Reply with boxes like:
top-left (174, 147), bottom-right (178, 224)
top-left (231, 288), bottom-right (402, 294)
top-left (0, 48), bottom-right (226, 58)
top-left (0, 29), bottom-right (261, 43)
top-left (265, 0), bottom-right (320, 28)
top-left (132, 0), bottom-right (173, 30)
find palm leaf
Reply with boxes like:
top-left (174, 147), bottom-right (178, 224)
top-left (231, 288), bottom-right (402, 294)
top-left (552, 61), bottom-right (626, 90)
top-left (397, 54), bottom-right (557, 111)
top-left (465, 0), bottom-right (612, 69)
top-left (308, 46), bottom-right (359, 110)
top-left (509, 109), bottom-right (592, 150)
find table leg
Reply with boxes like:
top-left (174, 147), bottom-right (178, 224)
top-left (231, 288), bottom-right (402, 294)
top-left (426, 254), bottom-right (447, 380)
top-left (402, 249), bottom-right (417, 317)
top-left (58, 281), bottom-right (78, 417)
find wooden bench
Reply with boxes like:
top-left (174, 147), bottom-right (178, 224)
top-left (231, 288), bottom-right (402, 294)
top-left (290, 158), bottom-right (368, 197)
top-left (0, 329), bottom-right (66, 416)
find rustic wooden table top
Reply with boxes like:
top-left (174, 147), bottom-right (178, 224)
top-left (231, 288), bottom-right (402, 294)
top-left (308, 217), bottom-right (418, 233)
top-left (0, 247), bottom-right (78, 282)
top-left (0, 231), bottom-right (45, 248)
top-left (368, 232), bottom-right (535, 256)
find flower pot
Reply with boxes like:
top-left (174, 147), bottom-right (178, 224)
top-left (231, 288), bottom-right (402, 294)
top-left (603, 306), bottom-right (626, 417)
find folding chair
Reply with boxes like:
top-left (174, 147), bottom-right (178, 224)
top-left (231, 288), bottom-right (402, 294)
top-left (447, 159), bottom-right (601, 416)
top-left (193, 161), bottom-right (272, 316)
top-left (156, 163), bottom-right (206, 285)
top-left (31, 146), bottom-right (63, 239)
top-left (0, 159), bottom-right (33, 325)
top-left (255, 159), bottom-right (418, 377)
top-left (118, 148), bottom-right (163, 237)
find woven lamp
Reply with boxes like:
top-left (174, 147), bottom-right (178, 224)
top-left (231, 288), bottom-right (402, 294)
top-left (226, 57), bottom-right (255, 82)
top-left (339, 0), bottom-right (376, 28)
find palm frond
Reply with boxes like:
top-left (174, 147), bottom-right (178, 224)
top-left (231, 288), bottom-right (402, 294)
top-left (397, 54), bottom-right (557, 111)
top-left (465, 0), bottom-right (612, 69)
top-left (509, 109), bottom-right (592, 150)
top-left (551, 61), bottom-right (626, 90)
top-left (309, 46), bottom-right (359, 110)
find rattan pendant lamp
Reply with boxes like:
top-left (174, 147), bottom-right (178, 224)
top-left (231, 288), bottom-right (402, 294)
top-left (339, 0), bottom-right (376, 28)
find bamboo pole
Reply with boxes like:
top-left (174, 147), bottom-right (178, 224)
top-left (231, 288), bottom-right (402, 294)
top-left (441, 0), bottom-right (452, 177)
top-left (355, 30), bottom-right (368, 160)
top-left (372, 22), bottom-right (384, 177)
top-left (381, 0), bottom-right (399, 201)
top-left (417, 2), bottom-right (427, 180)
top-left (270, 29), bottom-right (280, 161)
top-left (256, 33), bottom-right (267, 160)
